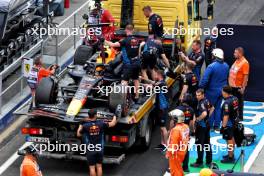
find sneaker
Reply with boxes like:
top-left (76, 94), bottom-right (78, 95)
top-left (164, 169), bottom-right (170, 176)
top-left (154, 144), bottom-right (166, 150)
top-left (221, 157), bottom-right (235, 163)
top-left (206, 162), bottom-right (212, 168)
top-left (183, 168), bottom-right (190, 172)
top-left (166, 168), bottom-right (170, 173)
top-left (214, 126), bottom-right (220, 133)
top-left (190, 132), bottom-right (195, 137)
top-left (222, 154), bottom-right (229, 159)
top-left (190, 162), bottom-right (203, 168)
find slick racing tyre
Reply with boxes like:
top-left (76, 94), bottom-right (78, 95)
top-left (35, 77), bottom-right (58, 105)
top-left (74, 45), bottom-right (93, 66)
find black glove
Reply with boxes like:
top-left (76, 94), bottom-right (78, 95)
top-left (99, 37), bottom-right (105, 43)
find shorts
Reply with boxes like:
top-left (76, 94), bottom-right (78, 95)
top-left (157, 108), bottom-right (168, 127)
top-left (87, 151), bottom-right (103, 166)
top-left (27, 82), bottom-right (38, 90)
top-left (141, 53), bottom-right (157, 69)
top-left (122, 60), bottom-right (141, 81)
top-left (223, 127), bottom-right (234, 140)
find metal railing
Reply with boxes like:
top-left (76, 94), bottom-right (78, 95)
top-left (0, 0), bottom-right (92, 114)
top-left (0, 39), bottom-right (45, 114)
top-left (50, 0), bottom-right (91, 65)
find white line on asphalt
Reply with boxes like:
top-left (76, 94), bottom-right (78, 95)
top-left (0, 142), bottom-right (31, 175)
top-left (0, 115), bottom-right (28, 144)
top-left (244, 135), bottom-right (264, 172)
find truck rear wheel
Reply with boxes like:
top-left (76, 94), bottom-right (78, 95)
top-left (35, 77), bottom-right (58, 105)
top-left (138, 118), bottom-right (153, 151)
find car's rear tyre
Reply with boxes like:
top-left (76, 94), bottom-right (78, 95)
top-left (35, 77), bottom-right (58, 105)
top-left (138, 118), bottom-right (153, 151)
top-left (74, 45), bottom-right (94, 65)
top-left (108, 84), bottom-right (131, 117)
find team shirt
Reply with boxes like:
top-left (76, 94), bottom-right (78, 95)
top-left (196, 98), bottom-right (212, 128)
top-left (155, 80), bottom-right (169, 110)
top-left (148, 13), bottom-right (164, 38)
top-left (188, 51), bottom-right (205, 80)
top-left (119, 36), bottom-right (140, 65)
top-left (183, 72), bottom-right (198, 97)
top-left (176, 105), bottom-right (195, 125)
top-left (221, 95), bottom-right (239, 127)
top-left (81, 120), bottom-right (109, 151)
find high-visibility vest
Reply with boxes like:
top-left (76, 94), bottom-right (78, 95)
top-left (20, 155), bottom-right (42, 176)
top-left (229, 58), bottom-right (247, 87)
top-left (166, 123), bottom-right (189, 160)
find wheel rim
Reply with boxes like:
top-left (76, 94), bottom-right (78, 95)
top-left (123, 93), bottom-right (131, 116)
top-left (145, 124), bottom-right (151, 145)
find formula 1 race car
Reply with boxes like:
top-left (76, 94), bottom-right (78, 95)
top-left (32, 44), bottom-right (129, 120)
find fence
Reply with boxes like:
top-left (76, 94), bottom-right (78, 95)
top-left (0, 0), bottom-right (92, 115)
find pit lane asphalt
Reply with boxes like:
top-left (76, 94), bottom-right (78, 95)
top-left (0, 124), bottom-right (168, 176)
top-left (1, 0), bottom-right (264, 175)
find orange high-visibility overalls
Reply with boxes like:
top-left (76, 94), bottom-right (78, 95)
top-left (20, 155), bottom-right (43, 176)
top-left (166, 123), bottom-right (190, 176)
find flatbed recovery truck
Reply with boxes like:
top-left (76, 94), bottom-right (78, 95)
top-left (18, 0), bottom-right (215, 164)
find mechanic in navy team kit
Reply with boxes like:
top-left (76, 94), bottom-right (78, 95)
top-left (180, 40), bottom-right (205, 81)
top-left (179, 62), bottom-right (199, 109)
top-left (143, 6), bottom-right (164, 38)
top-left (171, 93), bottom-right (195, 172)
top-left (139, 35), bottom-right (170, 80)
top-left (141, 69), bottom-right (169, 150)
top-left (154, 69), bottom-right (169, 150)
top-left (204, 36), bottom-right (216, 67)
top-left (105, 24), bottom-right (141, 101)
top-left (191, 89), bottom-right (214, 168)
top-left (220, 86), bottom-right (239, 163)
top-left (77, 109), bottom-right (117, 176)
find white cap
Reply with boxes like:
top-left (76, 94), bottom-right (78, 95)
top-left (88, 0), bottom-right (96, 12)
top-left (169, 109), bottom-right (185, 123)
top-left (212, 48), bottom-right (224, 60)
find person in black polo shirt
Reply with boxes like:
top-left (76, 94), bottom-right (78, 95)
top-left (179, 62), bottom-right (198, 110)
top-left (180, 40), bottom-right (205, 81)
top-left (220, 86), bottom-right (239, 163)
top-left (191, 89), bottom-right (214, 168)
top-left (105, 24), bottom-right (141, 101)
top-left (142, 6), bottom-right (164, 38)
top-left (141, 69), bottom-right (169, 150)
top-left (170, 93), bottom-right (195, 172)
top-left (77, 109), bottom-right (117, 176)
top-left (139, 35), bottom-right (170, 80)
top-left (204, 36), bottom-right (216, 67)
